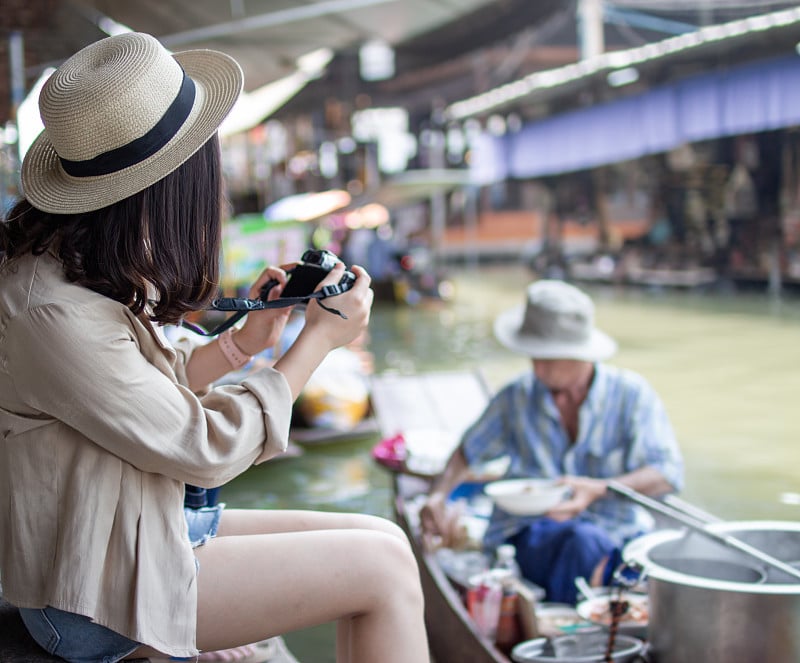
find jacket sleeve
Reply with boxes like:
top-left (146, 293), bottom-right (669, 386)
top-left (7, 300), bottom-right (292, 487)
top-left (169, 331), bottom-right (207, 392)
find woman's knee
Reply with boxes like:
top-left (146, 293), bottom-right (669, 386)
top-left (363, 531), bottom-right (423, 595)
top-left (338, 512), bottom-right (411, 546)
top-left (385, 537), bottom-right (425, 611)
top-left (368, 515), bottom-right (410, 544)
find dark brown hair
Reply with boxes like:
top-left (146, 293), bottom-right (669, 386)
top-left (0, 136), bottom-right (223, 325)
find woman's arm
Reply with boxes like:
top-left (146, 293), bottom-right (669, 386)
top-left (272, 263), bottom-right (373, 400)
top-left (184, 262), bottom-right (373, 398)
top-left (184, 265), bottom-right (293, 391)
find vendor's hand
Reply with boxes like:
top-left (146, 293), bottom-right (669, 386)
top-left (546, 475), bottom-right (608, 522)
top-left (302, 263), bottom-right (373, 352)
top-left (419, 492), bottom-right (447, 538)
top-left (235, 264), bottom-right (295, 355)
top-left (419, 492), bottom-right (463, 549)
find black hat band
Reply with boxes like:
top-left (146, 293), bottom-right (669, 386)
top-left (59, 72), bottom-right (196, 178)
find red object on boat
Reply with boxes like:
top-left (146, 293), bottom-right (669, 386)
top-left (371, 433), bottom-right (407, 471)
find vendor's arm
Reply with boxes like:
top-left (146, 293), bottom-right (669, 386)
top-left (421, 385), bottom-right (515, 539)
top-left (547, 466), bottom-right (673, 521)
top-left (419, 448), bottom-right (471, 539)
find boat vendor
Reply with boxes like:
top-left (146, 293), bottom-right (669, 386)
top-left (420, 279), bottom-right (685, 605)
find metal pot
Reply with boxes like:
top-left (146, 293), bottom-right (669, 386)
top-left (511, 632), bottom-right (645, 663)
top-left (623, 520), bottom-right (800, 663)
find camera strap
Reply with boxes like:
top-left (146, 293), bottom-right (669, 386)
top-left (180, 283), bottom-right (350, 337)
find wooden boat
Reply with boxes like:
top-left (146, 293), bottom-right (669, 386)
top-left (289, 344), bottom-right (376, 446)
top-left (370, 371), bottom-right (512, 663)
top-left (393, 473), bottom-right (511, 663)
top-left (624, 265), bottom-right (718, 289)
top-left (289, 416), bottom-right (379, 447)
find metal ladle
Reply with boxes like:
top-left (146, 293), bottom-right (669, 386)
top-left (608, 481), bottom-right (800, 583)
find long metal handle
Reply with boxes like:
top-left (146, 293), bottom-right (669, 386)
top-left (608, 481), bottom-right (800, 583)
top-left (662, 493), bottom-right (723, 524)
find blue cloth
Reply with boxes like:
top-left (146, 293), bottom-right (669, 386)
top-left (461, 363), bottom-right (684, 549)
top-left (19, 606), bottom-right (139, 663)
top-left (509, 519), bottom-right (616, 604)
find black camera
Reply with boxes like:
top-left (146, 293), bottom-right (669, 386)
top-left (261, 249), bottom-right (356, 300)
top-left (194, 249), bottom-right (356, 336)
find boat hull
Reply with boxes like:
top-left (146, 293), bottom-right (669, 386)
top-left (394, 474), bottom-right (510, 663)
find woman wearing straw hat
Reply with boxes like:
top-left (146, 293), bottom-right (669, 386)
top-left (0, 33), bottom-right (428, 663)
top-left (420, 279), bottom-right (684, 605)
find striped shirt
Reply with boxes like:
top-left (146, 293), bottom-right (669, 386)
top-left (462, 363), bottom-right (684, 548)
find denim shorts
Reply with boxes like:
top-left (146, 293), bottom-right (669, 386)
top-left (18, 606), bottom-right (140, 663)
top-left (184, 503), bottom-right (224, 548)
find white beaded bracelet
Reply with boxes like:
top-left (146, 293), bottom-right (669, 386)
top-left (218, 328), bottom-right (253, 369)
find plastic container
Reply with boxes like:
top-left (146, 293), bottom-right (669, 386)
top-left (495, 544), bottom-right (522, 579)
top-left (466, 574), bottom-right (503, 640)
top-left (495, 588), bottom-right (522, 654)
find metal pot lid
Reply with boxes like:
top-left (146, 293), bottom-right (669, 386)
top-left (623, 521), bottom-right (800, 594)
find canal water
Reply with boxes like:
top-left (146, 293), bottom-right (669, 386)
top-left (221, 264), bottom-right (800, 661)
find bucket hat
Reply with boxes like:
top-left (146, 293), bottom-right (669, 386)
top-left (21, 32), bottom-right (243, 214)
top-left (493, 279), bottom-right (617, 361)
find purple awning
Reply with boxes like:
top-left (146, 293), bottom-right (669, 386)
top-left (474, 55), bottom-right (800, 180)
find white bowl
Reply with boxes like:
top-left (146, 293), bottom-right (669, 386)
top-left (484, 478), bottom-right (570, 515)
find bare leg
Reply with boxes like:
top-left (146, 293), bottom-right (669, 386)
top-left (215, 508), bottom-right (410, 542)
top-left (212, 508), bottom-right (414, 663)
top-left (195, 509), bottom-right (428, 663)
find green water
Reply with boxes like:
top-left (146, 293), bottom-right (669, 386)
top-left (221, 264), bottom-right (800, 661)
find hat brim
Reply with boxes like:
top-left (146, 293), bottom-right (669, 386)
top-left (22, 49), bottom-right (243, 214)
top-left (493, 304), bottom-right (618, 361)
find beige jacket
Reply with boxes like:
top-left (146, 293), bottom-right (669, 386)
top-left (0, 252), bottom-right (292, 657)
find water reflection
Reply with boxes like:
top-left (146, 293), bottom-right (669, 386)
top-left (221, 437), bottom-right (391, 515)
top-left (221, 264), bottom-right (800, 661)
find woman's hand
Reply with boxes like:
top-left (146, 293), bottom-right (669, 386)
top-left (546, 475), bottom-right (608, 521)
top-left (233, 264), bottom-right (295, 355)
top-left (301, 263), bottom-right (374, 353)
top-left (270, 261), bottom-right (373, 401)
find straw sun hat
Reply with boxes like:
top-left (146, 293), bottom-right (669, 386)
top-left (21, 32), bottom-right (243, 214)
top-left (493, 279), bottom-right (617, 361)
